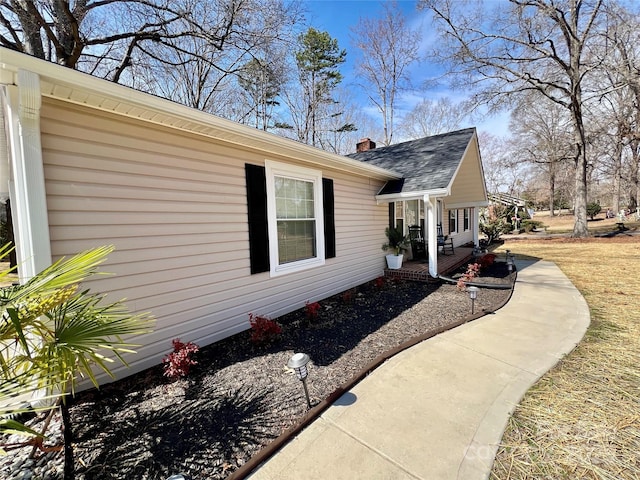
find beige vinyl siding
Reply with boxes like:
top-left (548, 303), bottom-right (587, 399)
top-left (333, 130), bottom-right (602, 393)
top-left (446, 138), bottom-right (486, 206)
top-left (445, 209), bottom-right (474, 248)
top-left (41, 98), bottom-right (388, 382)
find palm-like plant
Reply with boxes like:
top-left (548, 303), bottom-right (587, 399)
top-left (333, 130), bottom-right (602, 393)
top-left (0, 244), bottom-right (153, 466)
top-left (382, 227), bottom-right (409, 256)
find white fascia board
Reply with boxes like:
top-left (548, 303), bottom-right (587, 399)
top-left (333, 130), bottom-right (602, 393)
top-left (473, 130), bottom-right (490, 203)
top-left (375, 188), bottom-right (449, 204)
top-left (0, 48), bottom-right (400, 182)
top-left (446, 200), bottom-right (490, 209)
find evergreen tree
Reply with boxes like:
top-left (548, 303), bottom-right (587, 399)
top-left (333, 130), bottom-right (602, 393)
top-left (237, 58), bottom-right (283, 131)
top-left (294, 28), bottom-right (347, 147)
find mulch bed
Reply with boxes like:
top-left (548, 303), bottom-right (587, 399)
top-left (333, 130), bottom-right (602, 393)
top-left (2, 262), bottom-right (515, 480)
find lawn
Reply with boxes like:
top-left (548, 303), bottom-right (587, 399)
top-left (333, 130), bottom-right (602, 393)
top-left (531, 210), bottom-right (640, 234)
top-left (490, 236), bottom-right (640, 479)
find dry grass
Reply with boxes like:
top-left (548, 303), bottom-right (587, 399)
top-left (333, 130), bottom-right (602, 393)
top-left (490, 238), bottom-right (640, 479)
top-left (532, 210), bottom-right (640, 234)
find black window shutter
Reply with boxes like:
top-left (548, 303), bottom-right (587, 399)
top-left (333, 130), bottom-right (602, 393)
top-left (389, 202), bottom-right (394, 229)
top-left (323, 178), bottom-right (336, 259)
top-left (245, 164), bottom-right (270, 274)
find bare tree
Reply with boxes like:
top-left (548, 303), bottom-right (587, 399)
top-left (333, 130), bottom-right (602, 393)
top-left (479, 132), bottom-right (527, 197)
top-left (510, 95), bottom-right (575, 215)
top-left (421, 0), bottom-right (606, 237)
top-left (351, 1), bottom-right (421, 146)
top-left (399, 97), bottom-right (471, 139)
top-left (0, 0), bottom-right (304, 87)
top-left (597, 3), bottom-right (640, 211)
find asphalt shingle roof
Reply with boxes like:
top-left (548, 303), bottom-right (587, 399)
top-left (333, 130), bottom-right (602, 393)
top-left (348, 128), bottom-right (476, 195)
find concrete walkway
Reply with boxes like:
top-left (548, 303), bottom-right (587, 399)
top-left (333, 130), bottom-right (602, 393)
top-left (248, 260), bottom-right (590, 480)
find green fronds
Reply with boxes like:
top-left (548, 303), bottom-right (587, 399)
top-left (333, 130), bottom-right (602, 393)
top-left (34, 290), bottom-right (153, 394)
top-left (0, 244), bottom-right (155, 444)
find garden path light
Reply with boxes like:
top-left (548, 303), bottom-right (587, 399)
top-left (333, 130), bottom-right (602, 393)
top-left (467, 286), bottom-right (479, 314)
top-left (288, 352), bottom-right (312, 409)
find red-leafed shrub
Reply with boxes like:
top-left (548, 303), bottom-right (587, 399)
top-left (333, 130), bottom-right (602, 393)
top-left (457, 262), bottom-right (481, 291)
top-left (479, 253), bottom-right (496, 269)
top-left (163, 339), bottom-right (200, 380)
top-left (249, 313), bottom-right (282, 345)
top-left (305, 301), bottom-right (321, 320)
top-left (374, 276), bottom-right (385, 290)
top-left (341, 289), bottom-right (354, 304)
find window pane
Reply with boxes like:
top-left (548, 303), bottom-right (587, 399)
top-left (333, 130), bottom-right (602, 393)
top-left (395, 202), bottom-right (403, 219)
top-left (274, 174), bottom-right (316, 264)
top-left (406, 200), bottom-right (418, 227)
top-left (277, 220), bottom-right (316, 264)
top-left (275, 176), bottom-right (314, 220)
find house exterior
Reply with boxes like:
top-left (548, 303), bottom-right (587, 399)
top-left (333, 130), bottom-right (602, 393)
top-left (0, 48), bottom-right (486, 383)
top-left (349, 130), bottom-right (489, 277)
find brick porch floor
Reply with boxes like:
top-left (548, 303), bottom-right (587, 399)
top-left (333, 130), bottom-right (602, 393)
top-left (384, 246), bottom-right (475, 282)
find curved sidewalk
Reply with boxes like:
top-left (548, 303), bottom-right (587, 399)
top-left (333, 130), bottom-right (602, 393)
top-left (248, 260), bottom-right (591, 480)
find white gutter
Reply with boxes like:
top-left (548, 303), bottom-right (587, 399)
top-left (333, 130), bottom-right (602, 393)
top-left (0, 48), bottom-right (400, 182)
top-left (375, 188), bottom-right (449, 204)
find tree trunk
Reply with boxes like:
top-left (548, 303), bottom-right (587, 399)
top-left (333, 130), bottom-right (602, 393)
top-left (61, 401), bottom-right (75, 480)
top-left (612, 139), bottom-right (622, 213)
top-left (571, 109), bottom-right (589, 237)
top-left (633, 144), bottom-right (640, 209)
top-left (549, 164), bottom-right (556, 216)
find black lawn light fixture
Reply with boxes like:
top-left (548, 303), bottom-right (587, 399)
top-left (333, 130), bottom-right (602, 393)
top-left (467, 286), bottom-right (479, 314)
top-left (507, 254), bottom-right (514, 272)
top-left (288, 352), bottom-right (312, 409)
top-left (166, 474), bottom-right (191, 480)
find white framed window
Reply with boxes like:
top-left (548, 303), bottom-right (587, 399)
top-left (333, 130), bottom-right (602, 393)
top-left (464, 208), bottom-right (470, 231)
top-left (265, 160), bottom-right (325, 276)
top-left (449, 209), bottom-right (458, 234)
top-left (393, 200), bottom-right (425, 235)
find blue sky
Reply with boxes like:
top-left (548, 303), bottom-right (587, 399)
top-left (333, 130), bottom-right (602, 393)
top-left (301, 0), bottom-right (510, 137)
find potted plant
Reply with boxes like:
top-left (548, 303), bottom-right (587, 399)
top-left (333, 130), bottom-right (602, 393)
top-left (382, 227), bottom-right (409, 269)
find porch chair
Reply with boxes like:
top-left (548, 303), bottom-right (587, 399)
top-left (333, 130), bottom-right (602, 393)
top-left (408, 225), bottom-right (427, 261)
top-left (437, 223), bottom-right (454, 255)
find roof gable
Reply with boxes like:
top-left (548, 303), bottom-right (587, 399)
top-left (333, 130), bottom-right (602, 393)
top-left (348, 128), bottom-right (477, 195)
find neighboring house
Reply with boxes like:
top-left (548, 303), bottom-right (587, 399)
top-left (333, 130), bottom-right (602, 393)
top-left (349, 130), bottom-right (489, 277)
top-left (0, 48), bottom-right (486, 383)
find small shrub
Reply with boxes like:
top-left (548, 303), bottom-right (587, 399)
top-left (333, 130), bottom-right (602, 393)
top-left (305, 301), bottom-right (321, 320)
top-left (163, 339), bottom-right (200, 380)
top-left (480, 218), bottom-right (512, 244)
top-left (587, 202), bottom-right (602, 220)
top-left (249, 313), bottom-right (282, 345)
top-left (521, 219), bottom-right (545, 233)
top-left (374, 276), bottom-right (385, 290)
top-left (457, 262), bottom-right (481, 291)
top-left (478, 253), bottom-right (496, 269)
top-left (341, 289), bottom-right (354, 304)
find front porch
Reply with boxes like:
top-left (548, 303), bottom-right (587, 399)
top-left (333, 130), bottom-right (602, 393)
top-left (384, 246), bottom-right (474, 282)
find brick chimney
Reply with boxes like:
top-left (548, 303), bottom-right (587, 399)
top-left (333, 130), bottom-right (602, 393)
top-left (356, 138), bottom-right (376, 153)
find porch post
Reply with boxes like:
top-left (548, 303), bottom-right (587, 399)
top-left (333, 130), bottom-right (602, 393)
top-left (2, 69), bottom-right (52, 281)
top-left (424, 195), bottom-right (438, 278)
top-left (473, 207), bottom-right (480, 246)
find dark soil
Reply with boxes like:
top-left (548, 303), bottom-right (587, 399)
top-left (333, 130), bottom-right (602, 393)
top-left (6, 262), bottom-right (515, 480)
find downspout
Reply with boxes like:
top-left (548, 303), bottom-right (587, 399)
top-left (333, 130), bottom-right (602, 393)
top-left (1, 69), bottom-right (51, 282)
